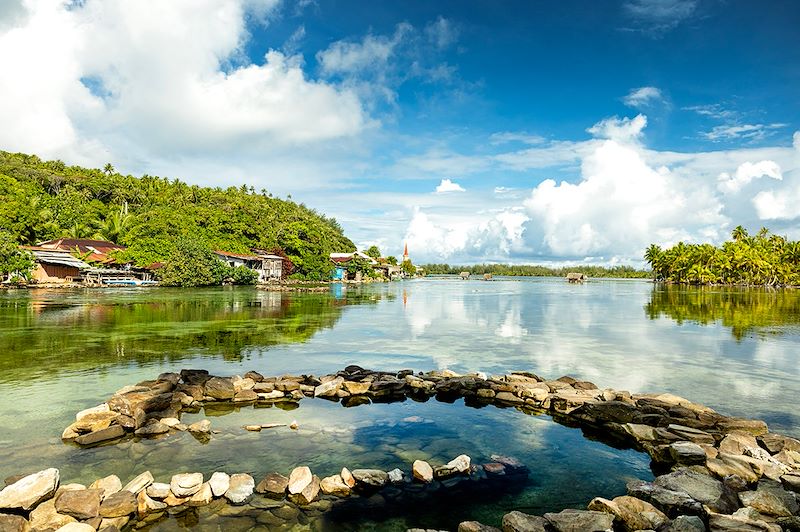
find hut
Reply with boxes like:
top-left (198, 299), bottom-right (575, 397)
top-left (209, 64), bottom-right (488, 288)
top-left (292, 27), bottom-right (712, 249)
top-left (460, 271), bottom-right (470, 280)
top-left (329, 251), bottom-right (377, 281)
top-left (566, 272), bottom-right (587, 283)
top-left (24, 247), bottom-right (91, 284)
top-left (214, 250), bottom-right (284, 282)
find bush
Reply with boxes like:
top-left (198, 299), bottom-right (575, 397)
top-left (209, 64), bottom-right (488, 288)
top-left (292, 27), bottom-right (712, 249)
top-left (158, 238), bottom-right (224, 287)
top-left (0, 230), bottom-right (34, 282)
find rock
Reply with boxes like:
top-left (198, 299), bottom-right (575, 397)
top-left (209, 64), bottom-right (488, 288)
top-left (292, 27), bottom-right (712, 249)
top-left (502, 511), bottom-right (550, 532)
top-left (134, 422), bottom-right (169, 436)
top-left (717, 418), bottom-right (769, 437)
top-left (760, 433), bottom-right (800, 455)
top-left (319, 475), bottom-right (350, 497)
top-left (98, 490), bottom-right (136, 518)
top-left (54, 489), bottom-right (101, 520)
top-left (776, 517), bottom-right (800, 531)
top-left (224, 474), bottom-right (254, 505)
top-left (667, 424), bottom-right (715, 445)
top-left (0, 468), bottom-right (60, 511)
top-left (187, 420), bottom-right (211, 434)
top-left (169, 473), bottom-right (204, 497)
top-left (495, 392), bottom-right (524, 404)
top-left (257, 390), bottom-right (285, 400)
top-left (136, 490), bottom-right (166, 517)
top-left (387, 468), bottom-right (404, 483)
top-left (29, 499), bottom-right (76, 530)
top-left (189, 482), bottom-right (213, 506)
top-left (233, 390), bottom-right (258, 402)
top-left (654, 468), bottom-right (736, 513)
top-left (288, 467), bottom-right (313, 495)
top-left (145, 482), bottom-right (170, 499)
top-left (447, 455), bottom-right (471, 473)
top-left (708, 512), bottom-right (781, 531)
top-left (74, 425), bottom-right (125, 446)
top-left (707, 453), bottom-right (763, 483)
top-left (287, 475), bottom-right (319, 505)
top-left (121, 471), bottom-right (153, 495)
top-left (71, 411), bottom-right (119, 433)
top-left (99, 515), bottom-right (129, 530)
top-left (588, 495), bottom-right (668, 531)
top-left (209, 472), bottom-right (230, 497)
top-left (159, 417), bottom-right (181, 427)
top-left (543, 509), bottom-right (615, 531)
top-left (458, 521), bottom-right (501, 532)
top-left (413, 460), bottom-right (434, 482)
top-left (342, 381), bottom-right (371, 394)
top-left (0, 514), bottom-right (29, 532)
top-left (739, 479), bottom-right (798, 517)
top-left (626, 480), bottom-right (704, 518)
top-left (204, 377), bottom-right (235, 400)
top-left (289, 420), bottom-right (298, 430)
top-left (76, 403), bottom-right (111, 421)
top-left (574, 401), bottom-right (637, 424)
top-left (341, 467), bottom-right (356, 488)
top-left (314, 377), bottom-right (344, 398)
top-left (622, 423), bottom-right (660, 442)
top-left (720, 433), bottom-right (760, 455)
top-left (244, 425), bottom-right (262, 431)
top-left (54, 524), bottom-right (96, 532)
top-left (244, 371), bottom-right (264, 382)
top-left (89, 476), bottom-right (122, 500)
top-left (670, 442), bottom-right (708, 465)
top-left (351, 469), bottom-right (389, 489)
top-left (667, 515), bottom-right (705, 532)
top-left (255, 473), bottom-right (288, 499)
top-left (162, 492), bottom-right (189, 507)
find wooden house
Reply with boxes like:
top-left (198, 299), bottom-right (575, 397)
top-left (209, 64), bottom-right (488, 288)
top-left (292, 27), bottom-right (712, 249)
top-left (566, 272), bottom-right (587, 283)
top-left (214, 250), bottom-right (284, 282)
top-left (330, 251), bottom-right (377, 281)
top-left (23, 247), bottom-right (91, 284)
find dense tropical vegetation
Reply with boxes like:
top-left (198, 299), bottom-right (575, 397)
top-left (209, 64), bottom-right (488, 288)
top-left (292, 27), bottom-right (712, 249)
top-left (646, 285), bottom-right (800, 341)
top-left (0, 151), bottom-right (355, 280)
top-left (421, 263), bottom-right (649, 278)
top-left (0, 230), bottom-right (35, 282)
top-left (645, 226), bottom-right (800, 287)
top-left (158, 238), bottom-right (258, 287)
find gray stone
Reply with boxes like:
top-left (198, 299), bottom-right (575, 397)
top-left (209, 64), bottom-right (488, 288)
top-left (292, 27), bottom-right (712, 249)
top-left (314, 377), bottom-right (344, 397)
top-left (256, 472), bottom-right (288, 499)
top-left (626, 479), bottom-right (704, 518)
top-left (0, 468), bottom-right (59, 511)
top-left (145, 482), bottom-right (170, 499)
top-left (121, 471), bottom-right (153, 494)
top-left (204, 377), bottom-right (235, 400)
top-left (654, 468), bottom-right (736, 513)
top-left (458, 521), bottom-right (501, 532)
top-left (0, 513), bottom-right (29, 532)
top-left (447, 454), bottom-right (471, 473)
top-left (98, 490), bottom-right (136, 518)
top-left (739, 479), bottom-right (799, 517)
top-left (387, 468), bottom-right (405, 483)
top-left (666, 515), bottom-right (705, 532)
top-left (208, 472), bottom-right (230, 497)
top-left (543, 509), bottom-right (614, 532)
top-left (54, 489), bottom-right (101, 520)
top-left (709, 513), bottom-right (781, 531)
top-left (187, 419), bottom-right (211, 434)
top-left (74, 425), bottom-right (125, 446)
top-left (502, 511), bottom-right (550, 532)
top-left (351, 469), bottom-right (389, 488)
top-left (224, 474), bottom-right (254, 505)
top-left (588, 495), bottom-right (668, 531)
top-left (669, 442), bottom-right (708, 465)
top-left (134, 422), bottom-right (169, 436)
top-left (169, 473), bottom-right (204, 497)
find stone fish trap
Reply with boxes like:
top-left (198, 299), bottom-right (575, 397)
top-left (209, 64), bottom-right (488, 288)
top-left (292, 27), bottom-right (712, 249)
top-left (19, 365), bottom-right (800, 530)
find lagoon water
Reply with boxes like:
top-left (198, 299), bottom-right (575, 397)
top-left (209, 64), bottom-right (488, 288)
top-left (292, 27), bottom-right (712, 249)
top-left (1, 278), bottom-right (799, 529)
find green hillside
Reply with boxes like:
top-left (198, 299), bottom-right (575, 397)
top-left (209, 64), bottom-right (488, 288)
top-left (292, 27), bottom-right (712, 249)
top-left (0, 151), bottom-right (354, 279)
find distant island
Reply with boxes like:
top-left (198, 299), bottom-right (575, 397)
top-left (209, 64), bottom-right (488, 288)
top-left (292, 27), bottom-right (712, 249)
top-left (420, 263), bottom-right (649, 278)
top-left (645, 226), bottom-right (800, 287)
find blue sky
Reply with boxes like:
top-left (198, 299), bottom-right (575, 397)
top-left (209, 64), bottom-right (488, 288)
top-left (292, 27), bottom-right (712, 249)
top-left (1, 0), bottom-right (798, 263)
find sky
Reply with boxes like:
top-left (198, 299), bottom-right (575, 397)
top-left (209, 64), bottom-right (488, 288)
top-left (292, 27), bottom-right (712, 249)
top-left (1, 0), bottom-right (799, 265)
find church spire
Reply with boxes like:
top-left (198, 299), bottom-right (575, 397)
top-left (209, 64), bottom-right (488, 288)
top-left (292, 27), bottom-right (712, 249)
top-left (403, 242), bottom-right (409, 262)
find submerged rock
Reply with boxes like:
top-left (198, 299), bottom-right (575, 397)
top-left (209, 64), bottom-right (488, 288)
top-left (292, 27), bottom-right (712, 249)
top-left (351, 469), bottom-right (389, 489)
top-left (458, 521), bottom-right (501, 532)
top-left (0, 468), bottom-right (60, 511)
top-left (502, 511), bottom-right (550, 532)
top-left (543, 509), bottom-right (614, 531)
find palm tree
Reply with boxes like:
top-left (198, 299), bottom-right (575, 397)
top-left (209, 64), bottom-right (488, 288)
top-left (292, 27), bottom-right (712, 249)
top-left (103, 163), bottom-right (115, 175)
top-left (731, 225), bottom-right (749, 243)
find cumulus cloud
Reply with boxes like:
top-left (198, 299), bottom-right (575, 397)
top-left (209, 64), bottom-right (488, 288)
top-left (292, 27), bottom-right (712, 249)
top-left (0, 0), bottom-right (367, 167)
top-left (623, 86), bottom-right (663, 108)
top-left (316, 23), bottom-right (412, 75)
top-left (435, 178), bottom-right (465, 193)
top-left (717, 160), bottom-right (782, 194)
top-left (586, 114), bottom-right (647, 142)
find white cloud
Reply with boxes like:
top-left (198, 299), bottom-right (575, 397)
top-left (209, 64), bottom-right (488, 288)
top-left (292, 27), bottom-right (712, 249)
top-left (0, 0), bottom-right (367, 167)
top-left (702, 123), bottom-right (786, 142)
top-left (717, 160), bottom-right (782, 194)
top-left (435, 178), bottom-right (465, 193)
top-left (425, 16), bottom-right (458, 49)
top-left (622, 0), bottom-right (697, 34)
top-left (489, 132), bottom-right (545, 145)
top-left (623, 86), bottom-right (663, 108)
top-left (316, 23), bottom-right (411, 75)
top-left (586, 114), bottom-right (647, 142)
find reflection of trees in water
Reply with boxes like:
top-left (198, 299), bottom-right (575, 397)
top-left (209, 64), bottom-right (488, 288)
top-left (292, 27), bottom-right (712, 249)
top-left (645, 285), bottom-right (800, 341)
top-left (0, 287), bottom-right (389, 378)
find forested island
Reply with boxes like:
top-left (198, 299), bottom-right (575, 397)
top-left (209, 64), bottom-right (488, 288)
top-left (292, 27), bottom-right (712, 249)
top-left (421, 263), bottom-right (649, 278)
top-left (645, 227), bottom-right (800, 287)
top-left (0, 151), bottom-right (354, 280)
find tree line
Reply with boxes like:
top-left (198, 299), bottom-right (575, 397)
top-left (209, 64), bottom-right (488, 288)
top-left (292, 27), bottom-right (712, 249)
top-left (420, 263), bottom-right (649, 278)
top-left (645, 226), bottom-right (800, 287)
top-left (0, 151), bottom-right (355, 281)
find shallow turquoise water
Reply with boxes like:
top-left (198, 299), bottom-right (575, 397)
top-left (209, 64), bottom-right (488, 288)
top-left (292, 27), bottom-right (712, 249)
top-left (0, 278), bottom-right (798, 529)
